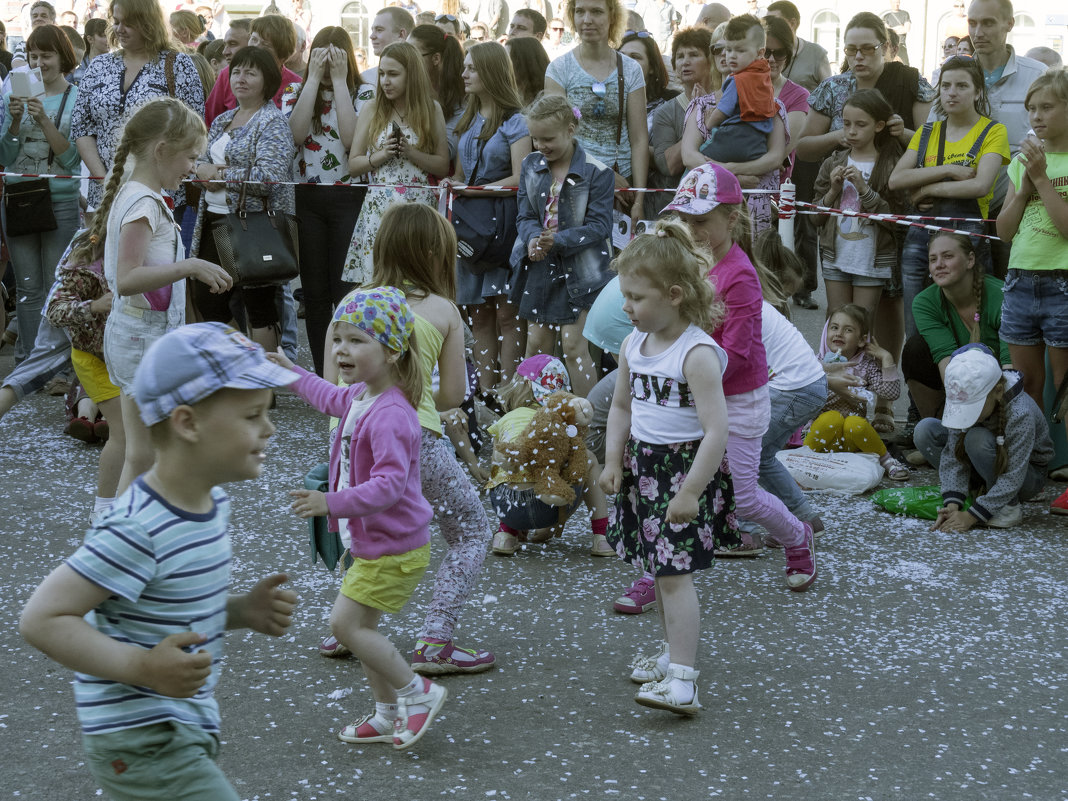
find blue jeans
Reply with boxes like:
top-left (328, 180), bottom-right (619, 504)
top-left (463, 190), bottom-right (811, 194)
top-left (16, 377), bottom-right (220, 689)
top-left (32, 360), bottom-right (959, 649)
top-left (2, 196), bottom-right (80, 361)
top-left (757, 376), bottom-right (828, 521)
top-left (913, 417), bottom-right (1046, 501)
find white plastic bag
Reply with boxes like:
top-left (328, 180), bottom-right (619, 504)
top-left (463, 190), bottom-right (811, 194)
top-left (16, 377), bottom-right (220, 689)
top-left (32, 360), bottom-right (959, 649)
top-left (774, 447), bottom-right (883, 494)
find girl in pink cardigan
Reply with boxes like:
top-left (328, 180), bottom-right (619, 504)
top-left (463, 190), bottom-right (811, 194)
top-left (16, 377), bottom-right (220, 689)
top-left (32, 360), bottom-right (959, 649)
top-left (269, 286), bottom-right (447, 751)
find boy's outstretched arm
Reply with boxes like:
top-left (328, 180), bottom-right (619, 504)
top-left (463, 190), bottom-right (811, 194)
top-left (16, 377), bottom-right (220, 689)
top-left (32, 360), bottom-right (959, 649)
top-left (19, 565), bottom-right (213, 698)
top-left (226, 573), bottom-right (297, 636)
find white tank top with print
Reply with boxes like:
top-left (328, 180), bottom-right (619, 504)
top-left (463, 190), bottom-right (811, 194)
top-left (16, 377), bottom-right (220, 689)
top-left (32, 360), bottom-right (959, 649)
top-left (626, 324), bottom-right (727, 445)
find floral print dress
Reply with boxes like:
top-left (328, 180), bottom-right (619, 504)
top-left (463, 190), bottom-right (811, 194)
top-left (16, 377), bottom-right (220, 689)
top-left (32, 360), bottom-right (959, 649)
top-left (341, 120), bottom-right (436, 284)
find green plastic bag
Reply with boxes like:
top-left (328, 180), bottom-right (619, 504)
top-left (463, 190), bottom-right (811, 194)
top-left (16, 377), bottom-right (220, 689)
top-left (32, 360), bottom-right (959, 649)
top-left (871, 485), bottom-right (971, 520)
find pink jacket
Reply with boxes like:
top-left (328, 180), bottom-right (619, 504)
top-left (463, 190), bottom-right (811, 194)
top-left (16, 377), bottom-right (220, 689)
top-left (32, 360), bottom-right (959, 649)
top-left (292, 368), bottom-right (432, 560)
top-left (709, 243), bottom-right (769, 397)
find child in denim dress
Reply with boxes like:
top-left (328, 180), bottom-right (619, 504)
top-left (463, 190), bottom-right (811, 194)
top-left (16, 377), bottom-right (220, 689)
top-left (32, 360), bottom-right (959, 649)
top-left (510, 94), bottom-right (614, 397)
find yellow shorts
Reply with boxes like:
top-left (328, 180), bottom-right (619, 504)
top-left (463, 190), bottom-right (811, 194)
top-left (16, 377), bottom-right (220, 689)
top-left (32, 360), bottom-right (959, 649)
top-left (71, 348), bottom-right (120, 404)
top-left (339, 543), bottom-right (431, 613)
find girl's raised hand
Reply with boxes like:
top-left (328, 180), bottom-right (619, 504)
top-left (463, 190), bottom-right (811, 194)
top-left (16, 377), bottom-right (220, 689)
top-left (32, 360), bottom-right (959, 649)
top-left (843, 164), bottom-right (868, 195)
top-left (829, 164), bottom-right (846, 192)
top-left (289, 488), bottom-right (328, 518)
top-left (189, 259), bottom-right (232, 293)
top-left (1020, 135), bottom-right (1048, 183)
top-left (266, 346), bottom-right (295, 371)
top-left (598, 463), bottom-right (622, 495)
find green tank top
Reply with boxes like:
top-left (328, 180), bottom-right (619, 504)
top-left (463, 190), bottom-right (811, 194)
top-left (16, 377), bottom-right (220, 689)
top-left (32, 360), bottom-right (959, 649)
top-left (412, 312), bottom-right (446, 433)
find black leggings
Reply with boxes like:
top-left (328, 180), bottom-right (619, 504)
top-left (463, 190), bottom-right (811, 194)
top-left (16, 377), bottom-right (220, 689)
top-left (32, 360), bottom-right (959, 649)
top-left (901, 333), bottom-right (944, 391)
top-left (193, 211), bottom-right (281, 329)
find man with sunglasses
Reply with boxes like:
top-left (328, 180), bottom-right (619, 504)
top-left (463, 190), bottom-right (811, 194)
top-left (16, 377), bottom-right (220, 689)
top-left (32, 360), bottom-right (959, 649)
top-left (435, 12), bottom-right (463, 38)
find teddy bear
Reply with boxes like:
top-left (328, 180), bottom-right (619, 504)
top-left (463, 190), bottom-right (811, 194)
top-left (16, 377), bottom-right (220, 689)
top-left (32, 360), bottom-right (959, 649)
top-left (505, 391), bottom-right (593, 507)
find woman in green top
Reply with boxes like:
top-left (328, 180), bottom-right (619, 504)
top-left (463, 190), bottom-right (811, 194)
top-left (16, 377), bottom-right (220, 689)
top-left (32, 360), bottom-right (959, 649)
top-left (0, 24), bottom-right (80, 361)
top-left (902, 232), bottom-right (1010, 420)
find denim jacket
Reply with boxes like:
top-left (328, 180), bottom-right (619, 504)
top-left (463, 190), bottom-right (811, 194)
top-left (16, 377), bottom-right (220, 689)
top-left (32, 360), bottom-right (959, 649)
top-left (511, 143), bottom-right (614, 297)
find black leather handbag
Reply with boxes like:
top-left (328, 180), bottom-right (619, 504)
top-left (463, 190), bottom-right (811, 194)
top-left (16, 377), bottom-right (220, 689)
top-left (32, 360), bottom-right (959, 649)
top-left (3, 86), bottom-right (72, 238)
top-left (209, 163), bottom-right (299, 287)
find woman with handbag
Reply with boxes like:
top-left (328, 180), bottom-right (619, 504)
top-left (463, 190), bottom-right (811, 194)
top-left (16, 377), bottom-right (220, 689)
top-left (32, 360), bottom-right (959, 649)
top-left (70, 0), bottom-right (205, 212)
top-left (0, 24), bottom-right (80, 363)
top-left (443, 41), bottom-right (531, 394)
top-left (544, 0), bottom-right (648, 228)
top-left (283, 26), bottom-right (362, 377)
top-left (191, 45), bottom-right (295, 353)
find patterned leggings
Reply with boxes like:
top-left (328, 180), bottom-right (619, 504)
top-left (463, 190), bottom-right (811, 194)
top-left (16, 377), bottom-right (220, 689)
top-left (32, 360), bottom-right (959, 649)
top-left (417, 429), bottom-right (492, 642)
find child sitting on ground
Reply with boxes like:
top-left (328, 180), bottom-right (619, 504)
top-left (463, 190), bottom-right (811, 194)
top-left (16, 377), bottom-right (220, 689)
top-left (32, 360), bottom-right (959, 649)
top-left (916, 345), bottom-right (1051, 530)
top-left (806, 304), bottom-right (910, 480)
top-left (19, 323), bottom-right (299, 799)
top-left (700, 14), bottom-right (775, 164)
top-left (488, 354), bottom-right (611, 557)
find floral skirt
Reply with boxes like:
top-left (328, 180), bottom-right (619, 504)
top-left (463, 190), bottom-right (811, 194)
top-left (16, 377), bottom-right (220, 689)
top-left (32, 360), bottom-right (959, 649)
top-left (607, 437), bottom-right (739, 576)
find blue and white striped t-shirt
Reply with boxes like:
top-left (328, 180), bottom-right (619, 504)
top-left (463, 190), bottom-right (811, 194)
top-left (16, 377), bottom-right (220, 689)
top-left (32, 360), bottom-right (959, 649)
top-left (66, 478), bottom-right (231, 735)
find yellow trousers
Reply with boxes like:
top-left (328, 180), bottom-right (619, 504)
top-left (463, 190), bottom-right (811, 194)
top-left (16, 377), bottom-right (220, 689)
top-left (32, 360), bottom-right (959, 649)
top-left (804, 410), bottom-right (887, 456)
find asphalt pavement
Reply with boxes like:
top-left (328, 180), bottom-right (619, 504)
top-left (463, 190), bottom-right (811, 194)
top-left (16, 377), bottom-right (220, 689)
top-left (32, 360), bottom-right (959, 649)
top-left (1, 299), bottom-right (1066, 801)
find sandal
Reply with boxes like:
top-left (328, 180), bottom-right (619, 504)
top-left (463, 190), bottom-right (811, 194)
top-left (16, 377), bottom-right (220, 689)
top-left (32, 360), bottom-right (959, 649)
top-left (871, 411), bottom-right (896, 434)
top-left (635, 665), bottom-right (702, 716)
top-left (880, 454), bottom-right (910, 481)
top-left (338, 713), bottom-right (393, 744)
top-left (713, 529), bottom-right (764, 558)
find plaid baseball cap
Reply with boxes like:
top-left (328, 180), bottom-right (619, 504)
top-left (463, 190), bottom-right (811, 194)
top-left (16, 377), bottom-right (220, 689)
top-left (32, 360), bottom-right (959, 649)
top-left (133, 323), bottom-right (299, 426)
top-left (517, 354), bottom-right (570, 402)
top-left (663, 163), bottom-right (744, 216)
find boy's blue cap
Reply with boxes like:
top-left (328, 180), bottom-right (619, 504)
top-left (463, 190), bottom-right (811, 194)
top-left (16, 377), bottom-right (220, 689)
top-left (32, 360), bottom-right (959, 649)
top-left (133, 322), bottom-right (298, 426)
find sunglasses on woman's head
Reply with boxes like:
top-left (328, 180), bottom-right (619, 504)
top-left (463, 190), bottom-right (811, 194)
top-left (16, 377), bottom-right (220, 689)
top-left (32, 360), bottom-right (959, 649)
top-left (623, 30), bottom-right (651, 39)
top-left (591, 80), bottom-right (607, 116)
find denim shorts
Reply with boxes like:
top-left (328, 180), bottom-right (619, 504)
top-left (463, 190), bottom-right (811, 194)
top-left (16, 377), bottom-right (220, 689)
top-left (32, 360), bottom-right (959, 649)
top-left (999, 269), bottom-right (1068, 348)
top-left (821, 261), bottom-right (887, 288)
top-left (103, 306), bottom-right (172, 391)
top-left (490, 483), bottom-right (582, 530)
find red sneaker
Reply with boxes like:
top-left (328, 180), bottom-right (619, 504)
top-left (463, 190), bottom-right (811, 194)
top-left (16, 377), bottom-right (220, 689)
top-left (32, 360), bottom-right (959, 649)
top-left (613, 575), bottom-right (657, 614)
top-left (784, 522), bottom-right (817, 592)
top-left (66, 416), bottom-right (97, 444)
top-left (1050, 487), bottom-right (1068, 515)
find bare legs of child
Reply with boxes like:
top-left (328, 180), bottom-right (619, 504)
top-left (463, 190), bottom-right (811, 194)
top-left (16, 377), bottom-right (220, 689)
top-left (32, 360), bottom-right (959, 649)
top-left (331, 596), bottom-right (447, 749)
top-left (115, 394), bottom-right (156, 496)
top-left (630, 573), bottom-right (702, 715)
top-left (526, 315), bottom-right (597, 398)
top-left (90, 396), bottom-right (125, 525)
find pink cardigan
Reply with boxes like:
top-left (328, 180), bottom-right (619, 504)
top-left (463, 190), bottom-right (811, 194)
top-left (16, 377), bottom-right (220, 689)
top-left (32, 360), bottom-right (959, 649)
top-left (292, 368), bottom-right (432, 560)
top-left (709, 243), bottom-right (769, 397)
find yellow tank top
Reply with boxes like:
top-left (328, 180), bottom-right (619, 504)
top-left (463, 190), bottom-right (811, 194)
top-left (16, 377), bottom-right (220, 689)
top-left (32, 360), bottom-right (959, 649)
top-left (412, 312), bottom-right (446, 433)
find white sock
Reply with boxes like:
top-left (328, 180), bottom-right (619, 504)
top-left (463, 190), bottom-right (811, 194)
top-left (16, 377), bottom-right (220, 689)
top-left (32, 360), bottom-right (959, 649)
top-left (656, 641), bottom-right (671, 672)
top-left (396, 675), bottom-right (424, 698)
top-left (666, 663), bottom-right (695, 703)
top-left (90, 496), bottom-right (114, 525)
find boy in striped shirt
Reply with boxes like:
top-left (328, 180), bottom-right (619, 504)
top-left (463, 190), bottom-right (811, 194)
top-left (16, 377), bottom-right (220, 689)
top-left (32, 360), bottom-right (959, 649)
top-left (20, 323), bottom-right (300, 800)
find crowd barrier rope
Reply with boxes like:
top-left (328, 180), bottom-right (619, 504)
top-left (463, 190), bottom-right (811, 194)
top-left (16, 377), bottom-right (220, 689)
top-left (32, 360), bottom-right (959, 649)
top-left (0, 170), bottom-right (999, 242)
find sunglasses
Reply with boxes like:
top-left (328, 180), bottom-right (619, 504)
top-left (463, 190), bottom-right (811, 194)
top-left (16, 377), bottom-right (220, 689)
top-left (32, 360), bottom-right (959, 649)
top-left (591, 80), bottom-right (607, 116)
top-left (623, 30), bottom-right (651, 39)
top-left (843, 43), bottom-right (884, 58)
top-left (435, 13), bottom-right (457, 23)
top-left (942, 52), bottom-right (975, 65)
top-left (766, 47), bottom-right (790, 62)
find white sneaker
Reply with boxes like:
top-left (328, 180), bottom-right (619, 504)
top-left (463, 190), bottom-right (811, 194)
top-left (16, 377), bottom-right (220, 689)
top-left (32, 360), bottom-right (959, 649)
top-left (987, 502), bottom-right (1022, 528)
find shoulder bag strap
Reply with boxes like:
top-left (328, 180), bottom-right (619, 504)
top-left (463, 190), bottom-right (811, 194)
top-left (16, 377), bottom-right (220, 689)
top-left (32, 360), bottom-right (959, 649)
top-left (914, 122), bottom-right (934, 169)
top-left (936, 120), bottom-right (947, 166)
top-left (46, 85), bottom-right (73, 168)
top-left (614, 51), bottom-right (625, 152)
top-left (164, 51), bottom-right (176, 98)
